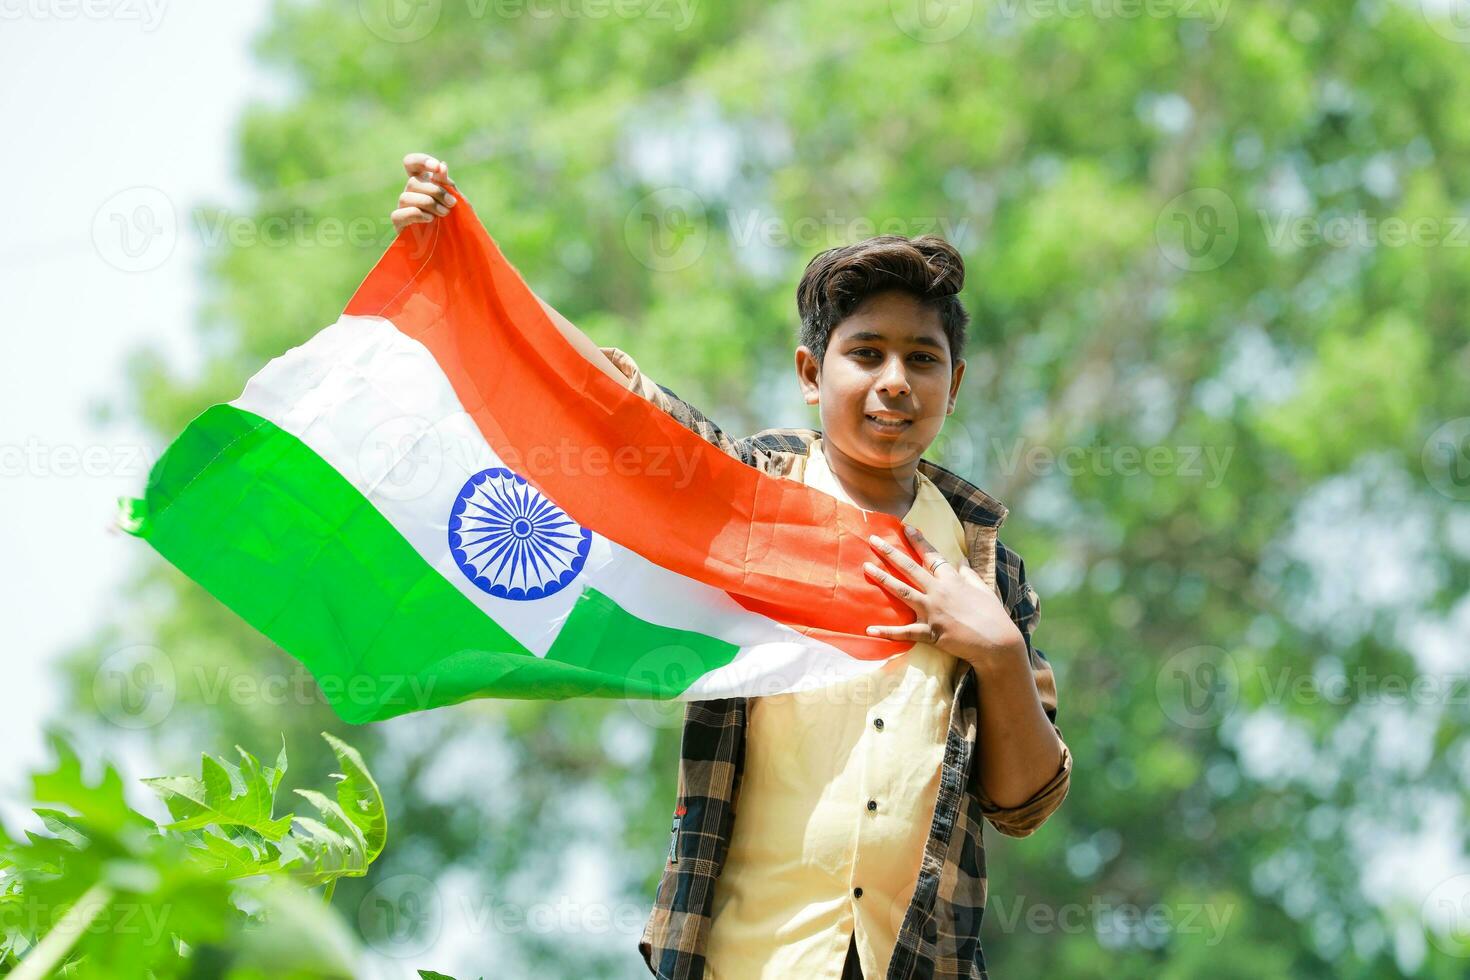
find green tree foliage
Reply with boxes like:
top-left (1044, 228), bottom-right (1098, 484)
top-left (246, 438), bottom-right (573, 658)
top-left (63, 0), bottom-right (1470, 975)
top-left (0, 733), bottom-right (384, 977)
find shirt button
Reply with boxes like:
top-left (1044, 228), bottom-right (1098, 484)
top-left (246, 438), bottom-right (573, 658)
top-left (873, 717), bottom-right (884, 730)
top-left (853, 886), bottom-right (864, 898)
top-left (867, 799), bottom-right (877, 812)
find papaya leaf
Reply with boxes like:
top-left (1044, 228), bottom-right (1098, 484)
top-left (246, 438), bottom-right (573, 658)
top-left (30, 731), bottom-right (152, 841)
top-left (6, 732), bottom-right (385, 975)
top-left (142, 745), bottom-right (293, 843)
top-left (277, 809), bottom-right (369, 884)
top-left (269, 734), bottom-right (385, 885)
top-left (31, 809), bottom-right (88, 850)
top-left (191, 827), bottom-right (284, 878)
top-left (322, 732), bottom-right (386, 866)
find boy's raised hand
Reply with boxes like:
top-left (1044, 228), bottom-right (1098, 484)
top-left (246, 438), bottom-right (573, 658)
top-left (863, 525), bottom-right (1027, 670)
top-left (391, 152), bottom-right (459, 233)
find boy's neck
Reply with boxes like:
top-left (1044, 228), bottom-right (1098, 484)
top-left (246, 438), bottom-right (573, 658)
top-left (818, 437), bottom-right (921, 519)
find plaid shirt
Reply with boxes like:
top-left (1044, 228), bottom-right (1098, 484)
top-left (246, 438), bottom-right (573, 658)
top-left (600, 349), bottom-right (1073, 980)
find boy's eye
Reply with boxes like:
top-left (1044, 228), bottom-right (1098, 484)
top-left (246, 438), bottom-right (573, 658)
top-left (851, 348), bottom-right (939, 363)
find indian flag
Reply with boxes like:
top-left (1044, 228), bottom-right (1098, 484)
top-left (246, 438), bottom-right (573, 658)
top-left (118, 191), bottom-right (927, 723)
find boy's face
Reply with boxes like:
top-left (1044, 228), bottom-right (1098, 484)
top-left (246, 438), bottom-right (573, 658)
top-left (795, 289), bottom-right (966, 474)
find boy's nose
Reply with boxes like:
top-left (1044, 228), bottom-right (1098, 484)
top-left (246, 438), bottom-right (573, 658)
top-left (876, 359), bottom-right (911, 396)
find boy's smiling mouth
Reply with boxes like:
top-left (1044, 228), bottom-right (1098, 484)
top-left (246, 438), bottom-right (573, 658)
top-left (864, 412), bottom-right (913, 433)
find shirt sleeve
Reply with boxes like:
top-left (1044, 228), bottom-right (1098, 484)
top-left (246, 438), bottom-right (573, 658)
top-left (599, 345), bottom-right (779, 472)
top-left (971, 542), bottom-right (1073, 838)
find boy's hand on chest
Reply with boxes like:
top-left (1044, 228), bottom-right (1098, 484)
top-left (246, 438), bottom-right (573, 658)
top-left (861, 524), bottom-right (1028, 672)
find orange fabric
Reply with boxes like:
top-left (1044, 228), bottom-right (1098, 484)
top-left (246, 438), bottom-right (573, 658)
top-left (344, 193), bottom-right (931, 661)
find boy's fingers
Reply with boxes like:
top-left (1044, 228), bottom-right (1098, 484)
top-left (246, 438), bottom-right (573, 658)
top-left (903, 524), bottom-right (940, 554)
top-left (391, 207), bottom-right (434, 229)
top-left (402, 152), bottom-right (439, 177)
top-left (863, 561), bottom-right (924, 607)
top-left (398, 191), bottom-right (449, 216)
top-left (868, 532), bottom-right (932, 584)
top-left (397, 190), bottom-right (438, 209)
top-left (401, 153), bottom-right (457, 192)
top-left (404, 178), bottom-right (456, 207)
top-left (866, 622), bottom-right (936, 643)
top-left (902, 524), bottom-right (951, 574)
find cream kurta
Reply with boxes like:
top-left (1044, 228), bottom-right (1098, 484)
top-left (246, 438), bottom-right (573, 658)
top-left (705, 437), bottom-right (969, 980)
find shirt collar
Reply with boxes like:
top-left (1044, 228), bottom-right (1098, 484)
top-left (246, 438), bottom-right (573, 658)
top-left (745, 427), bottom-right (1009, 529)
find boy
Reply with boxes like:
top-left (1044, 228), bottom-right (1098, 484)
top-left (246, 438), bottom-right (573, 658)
top-left (393, 154), bottom-right (1072, 980)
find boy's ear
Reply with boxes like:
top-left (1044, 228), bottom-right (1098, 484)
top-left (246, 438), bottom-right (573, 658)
top-left (795, 345), bottom-right (821, 405)
top-left (946, 357), bottom-right (966, 414)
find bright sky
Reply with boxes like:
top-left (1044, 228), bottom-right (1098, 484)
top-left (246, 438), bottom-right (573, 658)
top-left (0, 2), bottom-right (277, 786)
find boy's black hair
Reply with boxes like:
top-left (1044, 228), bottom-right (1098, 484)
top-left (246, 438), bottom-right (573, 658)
top-left (796, 234), bottom-right (970, 369)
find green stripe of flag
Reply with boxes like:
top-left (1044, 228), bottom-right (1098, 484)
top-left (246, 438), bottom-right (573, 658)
top-left (122, 405), bottom-right (739, 722)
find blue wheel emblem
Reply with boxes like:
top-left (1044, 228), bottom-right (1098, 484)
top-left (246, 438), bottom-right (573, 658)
top-left (448, 467), bottom-right (591, 600)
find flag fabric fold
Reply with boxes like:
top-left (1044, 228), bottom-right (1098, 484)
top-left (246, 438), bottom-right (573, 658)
top-left (119, 192), bottom-right (927, 722)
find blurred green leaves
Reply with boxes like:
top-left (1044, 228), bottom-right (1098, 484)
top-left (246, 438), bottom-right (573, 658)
top-left (0, 732), bottom-right (384, 978)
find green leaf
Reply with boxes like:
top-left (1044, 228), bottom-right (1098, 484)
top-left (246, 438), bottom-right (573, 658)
top-left (142, 746), bottom-right (294, 843)
top-left (267, 734), bottom-right (387, 885)
top-left (191, 827), bottom-right (283, 878)
top-left (31, 809), bottom-right (88, 849)
top-left (30, 732), bottom-right (152, 841)
top-left (138, 734), bottom-right (387, 889)
top-left (321, 732), bottom-right (386, 865)
top-left (276, 810), bottom-right (369, 884)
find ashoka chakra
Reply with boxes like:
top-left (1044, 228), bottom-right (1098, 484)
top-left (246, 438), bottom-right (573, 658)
top-left (447, 467), bottom-right (591, 601)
